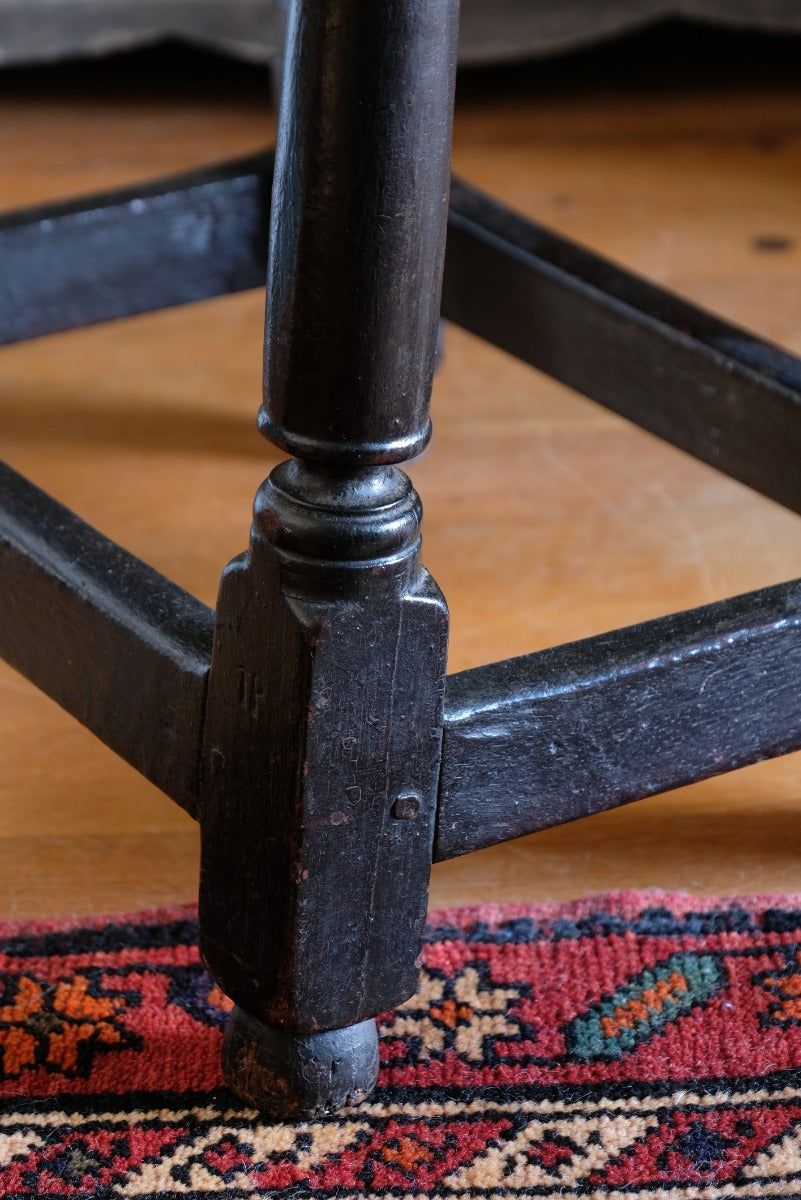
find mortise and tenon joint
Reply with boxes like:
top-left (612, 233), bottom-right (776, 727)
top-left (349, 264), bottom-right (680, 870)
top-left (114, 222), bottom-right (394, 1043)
top-left (198, 458), bottom-right (448, 1116)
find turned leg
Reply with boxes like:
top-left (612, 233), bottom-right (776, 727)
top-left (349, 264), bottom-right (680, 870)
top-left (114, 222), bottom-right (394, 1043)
top-left (197, 0), bottom-right (459, 1118)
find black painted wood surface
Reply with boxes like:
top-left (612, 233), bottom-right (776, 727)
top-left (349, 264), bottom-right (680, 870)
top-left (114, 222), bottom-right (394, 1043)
top-left (222, 1007), bottom-right (380, 1119)
top-left (198, 470), bottom-right (449, 1035)
top-left (0, 461), bottom-right (213, 816)
top-left (0, 154), bottom-right (271, 347)
top-left (4, 23), bottom-right (801, 1114)
top-left (199, 0), bottom-right (455, 1075)
top-left (443, 179), bottom-right (801, 515)
top-left (260, 0), bottom-right (459, 464)
top-left (436, 578), bottom-right (801, 861)
top-left (3, 162), bottom-right (801, 514)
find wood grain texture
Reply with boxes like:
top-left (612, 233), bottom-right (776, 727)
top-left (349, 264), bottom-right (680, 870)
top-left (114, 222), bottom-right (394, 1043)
top-left (1, 36), bottom-right (800, 918)
top-left (0, 462), bottom-right (212, 815)
top-left (0, 153), bottom-right (271, 346)
top-left (444, 177), bottom-right (801, 515)
top-left (198, 467), bottom-right (448, 1031)
top-left (437, 580), bottom-right (801, 859)
top-left (261, 0), bottom-right (459, 464)
top-left (200, 0), bottom-right (456, 1049)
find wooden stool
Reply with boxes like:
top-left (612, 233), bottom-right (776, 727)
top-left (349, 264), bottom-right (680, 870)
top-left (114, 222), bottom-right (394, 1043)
top-left (3, 1), bottom-right (801, 1117)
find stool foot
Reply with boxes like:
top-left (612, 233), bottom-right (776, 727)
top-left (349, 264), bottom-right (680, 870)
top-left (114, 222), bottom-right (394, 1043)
top-left (222, 1006), bottom-right (380, 1120)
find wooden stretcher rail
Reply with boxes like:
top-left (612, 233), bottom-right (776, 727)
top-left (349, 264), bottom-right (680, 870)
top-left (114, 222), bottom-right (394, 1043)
top-left (0, 154), bottom-right (271, 346)
top-left (435, 578), bottom-right (801, 861)
top-left (6, 454), bottom-right (801, 865)
top-left (443, 179), bottom-right (801, 515)
top-left (5, 164), bottom-right (801, 864)
top-left (0, 461), bottom-right (213, 816)
top-left (3, 161), bottom-right (801, 515)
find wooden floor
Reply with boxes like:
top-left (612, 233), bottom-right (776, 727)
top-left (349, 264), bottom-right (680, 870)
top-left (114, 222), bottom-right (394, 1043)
top-left (1, 29), bottom-right (801, 920)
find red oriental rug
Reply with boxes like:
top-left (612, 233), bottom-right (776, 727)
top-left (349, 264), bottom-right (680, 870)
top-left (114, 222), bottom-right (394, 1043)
top-left (1, 892), bottom-right (801, 1197)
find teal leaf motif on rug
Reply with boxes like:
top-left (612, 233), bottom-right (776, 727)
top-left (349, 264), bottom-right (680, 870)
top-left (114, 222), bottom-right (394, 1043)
top-left (565, 952), bottom-right (724, 1060)
top-left (3, 896), bottom-right (801, 1196)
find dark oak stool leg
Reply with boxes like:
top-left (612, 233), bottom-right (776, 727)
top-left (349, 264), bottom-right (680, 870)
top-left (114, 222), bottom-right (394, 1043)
top-left (198, 0), bottom-right (459, 1118)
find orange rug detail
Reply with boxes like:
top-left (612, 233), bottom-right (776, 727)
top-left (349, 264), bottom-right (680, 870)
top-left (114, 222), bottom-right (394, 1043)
top-left (0, 892), bottom-right (801, 1196)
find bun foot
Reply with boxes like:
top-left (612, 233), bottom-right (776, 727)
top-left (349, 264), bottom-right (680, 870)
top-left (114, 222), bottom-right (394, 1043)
top-left (222, 1006), bottom-right (380, 1120)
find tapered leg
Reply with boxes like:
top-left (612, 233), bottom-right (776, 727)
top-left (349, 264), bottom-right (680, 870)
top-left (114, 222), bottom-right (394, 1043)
top-left (198, 0), bottom-right (459, 1117)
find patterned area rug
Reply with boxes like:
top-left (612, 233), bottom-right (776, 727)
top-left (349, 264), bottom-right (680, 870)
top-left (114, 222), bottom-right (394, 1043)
top-left (1, 892), bottom-right (801, 1197)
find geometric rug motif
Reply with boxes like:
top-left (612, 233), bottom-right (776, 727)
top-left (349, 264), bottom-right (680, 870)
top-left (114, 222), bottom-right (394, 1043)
top-left (1, 890), bottom-right (801, 1196)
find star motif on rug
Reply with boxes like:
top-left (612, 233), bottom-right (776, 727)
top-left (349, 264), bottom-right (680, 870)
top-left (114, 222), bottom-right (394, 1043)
top-left (0, 968), bottom-right (141, 1079)
top-left (379, 960), bottom-right (536, 1064)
